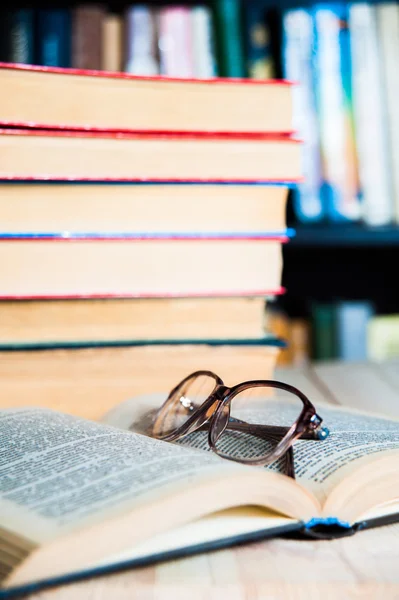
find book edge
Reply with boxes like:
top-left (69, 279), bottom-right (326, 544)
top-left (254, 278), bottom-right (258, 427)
top-left (0, 61), bottom-right (295, 86)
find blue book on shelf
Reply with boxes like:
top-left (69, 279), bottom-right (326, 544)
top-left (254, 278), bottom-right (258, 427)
top-left (312, 3), bottom-right (362, 222)
top-left (336, 300), bottom-right (374, 361)
top-left (282, 6), bottom-right (324, 223)
top-left (36, 9), bottom-right (71, 68)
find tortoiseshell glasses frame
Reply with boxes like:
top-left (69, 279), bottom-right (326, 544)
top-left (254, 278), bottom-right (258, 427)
top-left (134, 370), bottom-right (329, 479)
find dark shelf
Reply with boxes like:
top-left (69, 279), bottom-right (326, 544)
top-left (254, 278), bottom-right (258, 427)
top-left (287, 224), bottom-right (399, 248)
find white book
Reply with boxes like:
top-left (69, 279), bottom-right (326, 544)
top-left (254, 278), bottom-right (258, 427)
top-left (283, 9), bottom-right (323, 222)
top-left (376, 3), bottom-right (399, 225)
top-left (124, 5), bottom-right (159, 76)
top-left (191, 6), bottom-right (217, 79)
top-left (349, 3), bottom-right (393, 226)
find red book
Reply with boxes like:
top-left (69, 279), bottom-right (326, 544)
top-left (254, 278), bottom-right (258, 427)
top-left (0, 62), bottom-right (293, 134)
top-left (0, 128), bottom-right (301, 182)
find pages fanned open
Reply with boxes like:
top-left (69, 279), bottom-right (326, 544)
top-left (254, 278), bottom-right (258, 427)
top-left (0, 399), bottom-right (399, 596)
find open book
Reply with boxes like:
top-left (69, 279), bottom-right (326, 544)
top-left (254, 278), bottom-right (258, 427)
top-left (1, 397), bottom-right (399, 596)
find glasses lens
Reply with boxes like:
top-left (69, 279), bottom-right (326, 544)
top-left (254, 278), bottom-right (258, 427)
top-left (213, 385), bottom-right (304, 466)
top-left (152, 373), bottom-right (218, 437)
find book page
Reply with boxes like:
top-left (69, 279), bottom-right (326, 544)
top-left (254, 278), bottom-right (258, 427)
top-left (104, 394), bottom-right (399, 507)
top-left (231, 404), bottom-right (399, 504)
top-left (0, 408), bottom-right (240, 544)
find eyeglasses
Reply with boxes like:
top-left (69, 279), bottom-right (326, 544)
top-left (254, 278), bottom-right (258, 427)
top-left (130, 370), bottom-right (329, 479)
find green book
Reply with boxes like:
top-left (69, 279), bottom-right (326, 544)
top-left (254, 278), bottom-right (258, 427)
top-left (311, 303), bottom-right (338, 361)
top-left (0, 9), bottom-right (35, 64)
top-left (212, 0), bottom-right (246, 77)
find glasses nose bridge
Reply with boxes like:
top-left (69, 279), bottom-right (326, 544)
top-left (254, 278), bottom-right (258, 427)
top-left (212, 384), bottom-right (230, 401)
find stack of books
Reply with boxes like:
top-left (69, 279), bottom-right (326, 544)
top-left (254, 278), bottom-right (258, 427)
top-left (0, 61), bottom-right (300, 417)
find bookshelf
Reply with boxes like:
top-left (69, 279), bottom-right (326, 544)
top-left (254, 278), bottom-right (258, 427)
top-left (288, 224), bottom-right (399, 248)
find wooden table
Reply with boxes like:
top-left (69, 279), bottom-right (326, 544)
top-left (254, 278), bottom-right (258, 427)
top-left (4, 359), bottom-right (399, 598)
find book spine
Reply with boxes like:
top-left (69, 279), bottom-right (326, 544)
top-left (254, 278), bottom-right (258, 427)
top-left (367, 315), bottom-right (399, 361)
top-left (124, 5), bottom-right (159, 76)
top-left (36, 9), bottom-right (72, 68)
top-left (311, 303), bottom-right (337, 360)
top-left (158, 7), bottom-right (193, 78)
top-left (102, 13), bottom-right (122, 72)
top-left (336, 300), bottom-right (373, 361)
top-left (313, 3), bottom-right (361, 222)
top-left (244, 0), bottom-right (275, 79)
top-left (72, 4), bottom-right (105, 71)
top-left (191, 6), bottom-right (218, 78)
top-left (376, 3), bottom-right (399, 225)
top-left (212, 0), bottom-right (246, 78)
top-left (349, 3), bottom-right (393, 226)
top-left (0, 9), bottom-right (35, 64)
top-left (283, 8), bottom-right (324, 222)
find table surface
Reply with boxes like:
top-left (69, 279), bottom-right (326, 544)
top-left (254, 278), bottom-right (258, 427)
top-left (5, 359), bottom-right (399, 599)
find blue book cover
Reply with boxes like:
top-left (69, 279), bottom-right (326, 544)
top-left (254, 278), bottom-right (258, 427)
top-left (36, 9), bottom-right (71, 68)
top-left (313, 3), bottom-right (361, 222)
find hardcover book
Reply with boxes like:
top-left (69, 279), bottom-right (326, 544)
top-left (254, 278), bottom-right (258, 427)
top-left (0, 62), bottom-right (293, 134)
top-left (0, 399), bottom-right (398, 595)
top-left (0, 341), bottom-right (282, 419)
top-left (0, 238), bottom-right (286, 298)
top-left (0, 297), bottom-right (269, 347)
top-left (0, 129), bottom-right (301, 182)
top-left (0, 183), bottom-right (290, 238)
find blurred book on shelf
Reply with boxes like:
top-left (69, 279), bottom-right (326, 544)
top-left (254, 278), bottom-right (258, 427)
top-left (124, 4), bottom-right (159, 75)
top-left (72, 4), bottom-right (105, 70)
top-left (368, 315), bottom-right (399, 361)
top-left (0, 8), bottom-right (35, 64)
top-left (102, 12), bottom-right (122, 72)
top-left (311, 300), bottom-right (374, 362)
top-left (36, 9), bottom-right (71, 68)
top-left (212, 0), bottom-right (245, 77)
top-left (269, 299), bottom-right (377, 366)
top-left (283, 7), bottom-right (324, 223)
top-left (349, 3), bottom-right (392, 227)
top-left (336, 300), bottom-right (374, 361)
top-left (191, 6), bottom-right (218, 78)
top-left (313, 3), bottom-right (361, 223)
top-left (244, 0), bottom-right (275, 79)
top-left (377, 3), bottom-right (399, 226)
top-left (158, 6), bottom-right (193, 77)
top-left (265, 305), bottom-right (310, 367)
